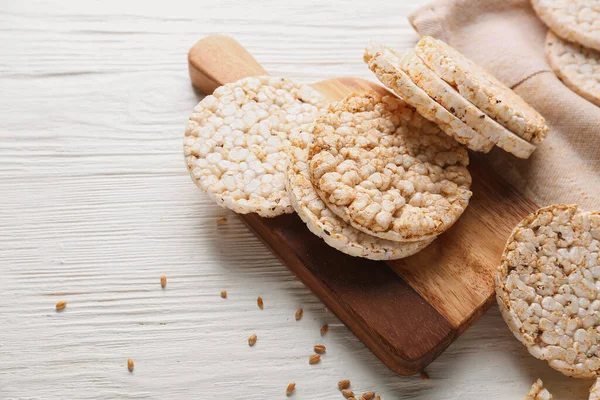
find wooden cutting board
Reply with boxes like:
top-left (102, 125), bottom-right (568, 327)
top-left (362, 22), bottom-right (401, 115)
top-left (187, 35), bottom-right (539, 375)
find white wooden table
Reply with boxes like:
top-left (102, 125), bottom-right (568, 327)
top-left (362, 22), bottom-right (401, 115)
top-left (0, 1), bottom-right (593, 399)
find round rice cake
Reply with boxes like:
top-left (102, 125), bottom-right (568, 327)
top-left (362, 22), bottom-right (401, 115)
top-left (546, 31), bottom-right (600, 108)
top-left (364, 43), bottom-right (495, 153)
top-left (531, 0), bottom-right (600, 52)
top-left (286, 126), bottom-right (434, 259)
top-left (184, 76), bottom-right (327, 217)
top-left (496, 204), bottom-right (600, 378)
top-left (525, 379), bottom-right (552, 400)
top-left (400, 49), bottom-right (537, 159)
top-left (415, 36), bottom-right (549, 145)
top-left (308, 91), bottom-right (472, 243)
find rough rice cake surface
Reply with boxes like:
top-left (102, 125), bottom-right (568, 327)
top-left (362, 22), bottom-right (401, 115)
top-left (524, 379), bottom-right (553, 400)
top-left (286, 126), bottom-right (433, 260)
top-left (400, 49), bottom-right (537, 159)
top-left (591, 378), bottom-right (600, 400)
top-left (364, 42), bottom-right (495, 153)
top-left (546, 31), bottom-right (600, 108)
top-left (308, 91), bottom-right (472, 243)
top-left (415, 36), bottom-right (549, 144)
top-left (496, 204), bottom-right (600, 378)
top-left (531, 0), bottom-right (600, 52)
top-left (184, 76), bottom-right (327, 217)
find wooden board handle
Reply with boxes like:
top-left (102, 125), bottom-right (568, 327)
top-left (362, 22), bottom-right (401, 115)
top-left (188, 35), bottom-right (268, 94)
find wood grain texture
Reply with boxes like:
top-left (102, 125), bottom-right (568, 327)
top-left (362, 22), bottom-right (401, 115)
top-left (0, 0), bottom-right (595, 399)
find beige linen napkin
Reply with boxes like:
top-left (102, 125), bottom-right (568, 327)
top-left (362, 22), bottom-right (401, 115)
top-left (410, 0), bottom-right (599, 210)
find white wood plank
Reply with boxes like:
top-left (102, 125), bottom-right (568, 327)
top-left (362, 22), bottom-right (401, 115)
top-left (0, 0), bottom-right (594, 399)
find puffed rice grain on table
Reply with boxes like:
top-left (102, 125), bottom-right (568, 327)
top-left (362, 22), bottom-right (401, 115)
top-left (184, 76), bottom-right (327, 217)
top-left (415, 36), bottom-right (549, 145)
top-left (531, 0), bottom-right (600, 52)
top-left (524, 379), bottom-right (552, 400)
top-left (496, 204), bottom-right (600, 378)
top-left (401, 49), bottom-right (537, 159)
top-left (286, 126), bottom-right (433, 259)
top-left (364, 43), bottom-right (495, 153)
top-left (308, 91), bottom-right (472, 243)
top-left (546, 31), bottom-right (600, 108)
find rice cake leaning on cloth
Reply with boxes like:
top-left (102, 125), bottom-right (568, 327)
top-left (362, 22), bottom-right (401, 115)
top-left (545, 31), bottom-right (600, 108)
top-left (531, 0), bottom-right (600, 52)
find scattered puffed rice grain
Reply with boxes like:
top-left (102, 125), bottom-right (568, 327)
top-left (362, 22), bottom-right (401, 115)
top-left (257, 296), bottom-right (264, 309)
top-left (524, 379), bottom-right (552, 400)
top-left (248, 334), bottom-right (257, 346)
top-left (127, 358), bottom-right (134, 372)
top-left (55, 301), bottom-right (67, 311)
top-left (314, 344), bottom-right (326, 354)
top-left (362, 392), bottom-right (375, 400)
top-left (295, 308), bottom-right (303, 321)
top-left (216, 216), bottom-right (227, 225)
top-left (220, 290), bottom-right (227, 299)
top-left (420, 371), bottom-right (429, 380)
top-left (160, 275), bottom-right (167, 288)
top-left (342, 389), bottom-right (355, 398)
top-left (338, 380), bottom-right (351, 390)
top-left (375, 396), bottom-right (381, 400)
top-left (309, 354), bottom-right (321, 365)
top-left (286, 382), bottom-right (296, 395)
top-left (320, 324), bottom-right (329, 335)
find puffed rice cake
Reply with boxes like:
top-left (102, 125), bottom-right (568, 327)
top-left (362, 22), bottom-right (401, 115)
top-left (308, 91), bottom-right (472, 243)
top-left (415, 36), bottom-right (549, 145)
top-left (496, 204), bottom-right (600, 378)
top-left (400, 49), bottom-right (537, 159)
top-left (546, 31), bottom-right (600, 108)
top-left (531, 0), bottom-right (600, 52)
top-left (184, 76), bottom-right (327, 217)
top-left (591, 378), bottom-right (600, 400)
top-left (286, 126), bottom-right (434, 260)
top-left (524, 379), bottom-right (553, 400)
top-left (364, 42), bottom-right (495, 153)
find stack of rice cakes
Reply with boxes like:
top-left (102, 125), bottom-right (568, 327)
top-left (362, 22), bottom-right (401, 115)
top-left (364, 37), bottom-right (548, 158)
top-left (185, 37), bottom-right (549, 261)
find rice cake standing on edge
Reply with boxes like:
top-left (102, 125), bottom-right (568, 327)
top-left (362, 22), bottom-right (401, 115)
top-left (531, 0), bottom-right (600, 52)
top-left (415, 36), bottom-right (549, 144)
top-left (400, 49), bottom-right (537, 159)
top-left (364, 43), bottom-right (495, 153)
top-left (308, 91), bottom-right (472, 243)
top-left (546, 31), bottom-right (600, 108)
top-left (496, 204), bottom-right (600, 378)
top-left (286, 126), bottom-right (434, 260)
top-left (524, 379), bottom-right (553, 400)
top-left (184, 76), bottom-right (327, 217)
